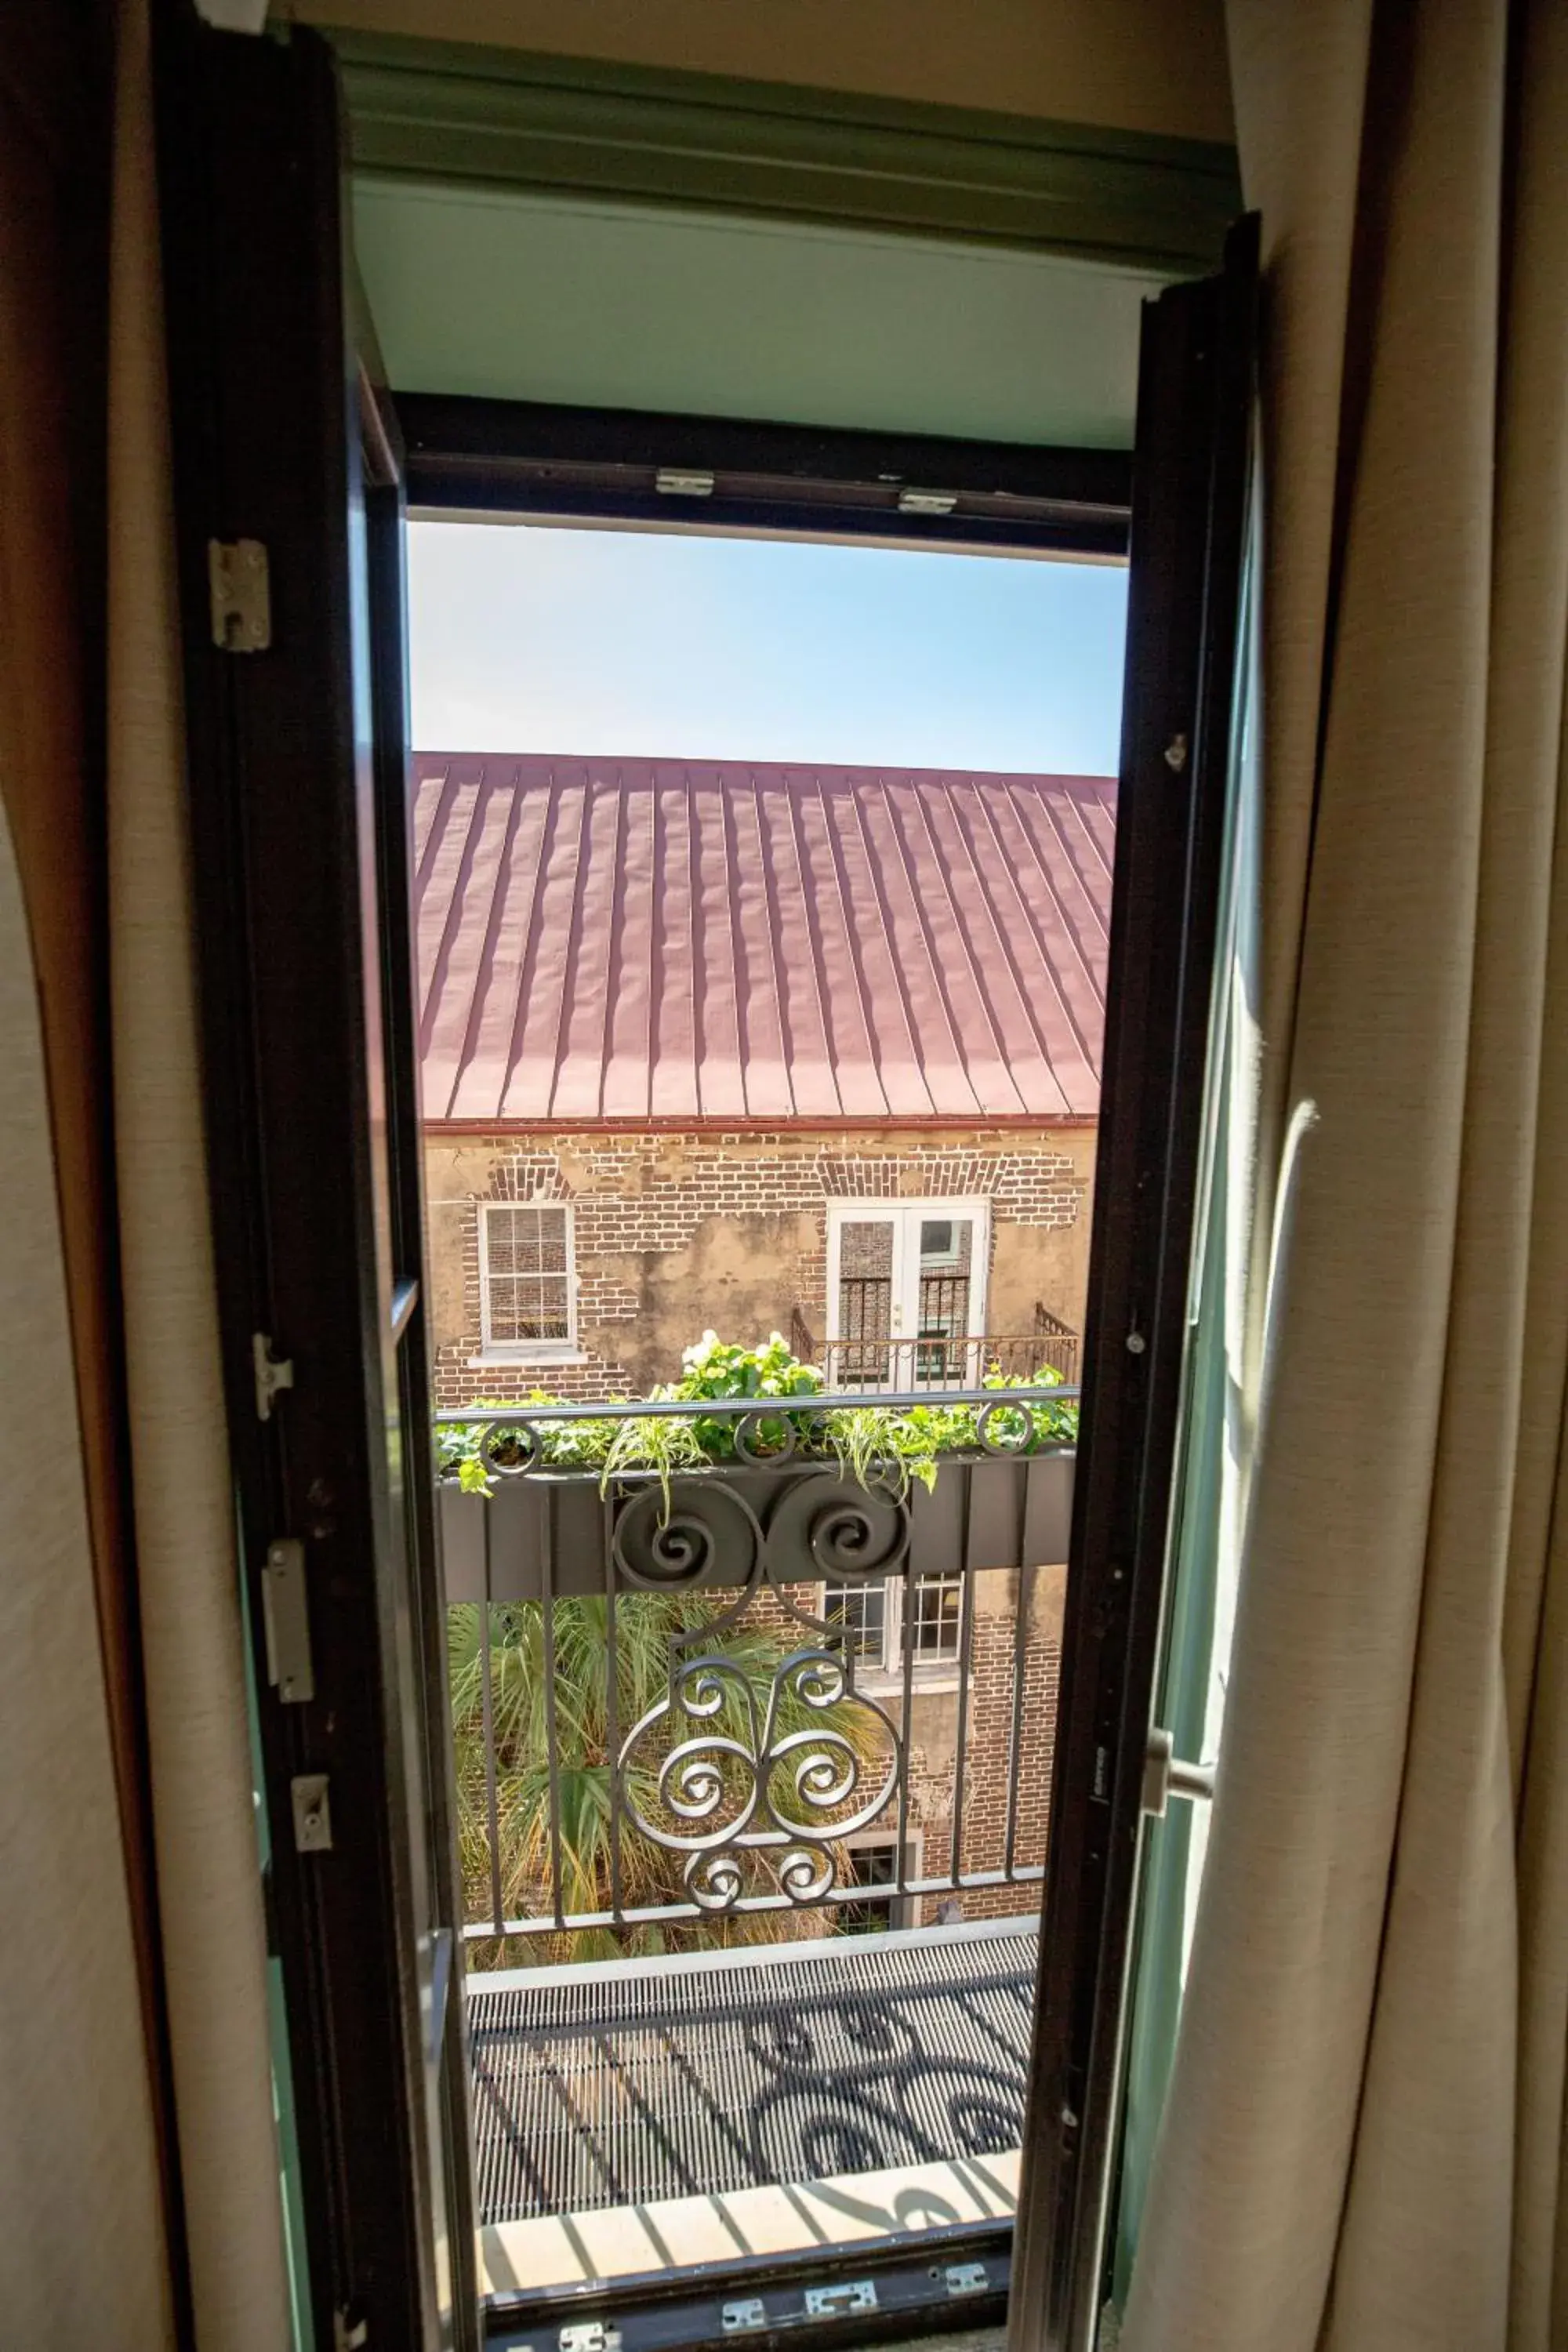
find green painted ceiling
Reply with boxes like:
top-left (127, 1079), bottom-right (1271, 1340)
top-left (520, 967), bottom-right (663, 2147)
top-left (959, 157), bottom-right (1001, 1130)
top-left (354, 179), bottom-right (1164, 446)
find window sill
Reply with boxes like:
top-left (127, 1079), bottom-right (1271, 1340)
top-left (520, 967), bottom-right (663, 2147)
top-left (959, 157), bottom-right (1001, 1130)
top-left (855, 1668), bottom-right (964, 1698)
top-left (466, 1350), bottom-right (589, 1370)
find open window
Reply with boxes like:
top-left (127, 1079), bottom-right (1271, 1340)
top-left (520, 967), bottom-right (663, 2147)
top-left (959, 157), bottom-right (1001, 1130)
top-left (158, 18), bottom-right (1253, 2352)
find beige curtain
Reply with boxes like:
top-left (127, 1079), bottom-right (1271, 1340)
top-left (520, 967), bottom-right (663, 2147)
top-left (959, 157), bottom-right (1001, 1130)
top-left (0, 814), bottom-right (172, 2348)
top-left (0, 9), bottom-right (172, 2343)
top-left (1123, 3), bottom-right (1568, 2348)
top-left (109, 0), bottom-right (293, 2343)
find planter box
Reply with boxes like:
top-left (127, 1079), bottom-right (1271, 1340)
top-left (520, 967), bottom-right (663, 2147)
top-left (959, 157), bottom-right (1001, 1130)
top-left (438, 1449), bottom-right (1075, 1605)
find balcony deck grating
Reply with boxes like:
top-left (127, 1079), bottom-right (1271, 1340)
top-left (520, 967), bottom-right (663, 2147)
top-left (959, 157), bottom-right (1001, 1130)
top-left (466, 1923), bottom-right (1037, 2227)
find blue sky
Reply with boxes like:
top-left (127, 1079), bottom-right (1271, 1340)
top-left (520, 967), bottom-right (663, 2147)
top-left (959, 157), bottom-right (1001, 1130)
top-left (408, 518), bottom-right (1127, 774)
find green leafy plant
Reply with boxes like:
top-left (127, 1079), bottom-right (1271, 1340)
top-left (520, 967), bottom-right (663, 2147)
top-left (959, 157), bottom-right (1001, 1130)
top-left (438, 1336), bottom-right (1076, 1966)
top-left (448, 1592), bottom-right (887, 1967)
top-left (437, 1334), bottom-right (1076, 1501)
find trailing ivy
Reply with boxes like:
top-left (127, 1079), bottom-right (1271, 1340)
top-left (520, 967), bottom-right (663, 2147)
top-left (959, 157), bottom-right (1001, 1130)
top-left (437, 1330), bottom-right (1077, 1499)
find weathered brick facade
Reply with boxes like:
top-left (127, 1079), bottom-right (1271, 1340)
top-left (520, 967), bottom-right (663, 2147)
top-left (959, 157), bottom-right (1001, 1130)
top-left (434, 1122), bottom-right (1083, 1965)
top-left (426, 1122), bottom-right (1097, 1406)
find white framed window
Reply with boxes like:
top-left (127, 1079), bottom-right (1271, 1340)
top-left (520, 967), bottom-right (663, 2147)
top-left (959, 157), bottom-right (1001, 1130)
top-left (824, 1198), bottom-right (990, 1390)
top-left (822, 1577), bottom-right (888, 1667)
top-left (837, 1834), bottom-right (920, 1934)
top-left (475, 1201), bottom-right (580, 1362)
top-left (822, 1572), bottom-right (967, 1679)
top-left (906, 1571), bottom-right (964, 1662)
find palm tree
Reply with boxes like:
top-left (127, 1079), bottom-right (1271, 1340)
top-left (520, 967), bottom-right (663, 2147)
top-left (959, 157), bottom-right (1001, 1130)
top-left (448, 1595), bottom-right (893, 1968)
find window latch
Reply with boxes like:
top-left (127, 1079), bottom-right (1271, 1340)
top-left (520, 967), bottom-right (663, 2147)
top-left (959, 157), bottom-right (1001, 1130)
top-left (261, 1539), bottom-right (314, 1704)
top-left (1142, 1726), bottom-right (1215, 1817)
top-left (253, 1330), bottom-right (294, 1421)
top-left (208, 537), bottom-right (271, 651)
top-left (291, 1773), bottom-right (332, 1853)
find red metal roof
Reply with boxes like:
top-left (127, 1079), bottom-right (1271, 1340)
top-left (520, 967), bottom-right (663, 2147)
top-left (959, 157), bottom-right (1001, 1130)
top-left (412, 756), bottom-right (1114, 1125)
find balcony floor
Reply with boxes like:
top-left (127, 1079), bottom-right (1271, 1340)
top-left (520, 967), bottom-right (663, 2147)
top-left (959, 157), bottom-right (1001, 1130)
top-left (467, 1915), bottom-right (1036, 2233)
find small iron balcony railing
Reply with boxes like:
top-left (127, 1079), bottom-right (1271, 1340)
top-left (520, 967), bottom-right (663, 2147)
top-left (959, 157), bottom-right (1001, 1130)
top-left (434, 1387), bottom-right (1077, 1956)
top-left (787, 1323), bottom-right (1081, 1392)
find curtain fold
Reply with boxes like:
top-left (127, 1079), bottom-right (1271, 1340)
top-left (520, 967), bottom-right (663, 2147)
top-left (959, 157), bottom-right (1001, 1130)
top-left (0, 11), bottom-right (174, 2343)
top-left (1123, 3), bottom-right (1568, 2347)
top-left (0, 779), bottom-right (173, 2352)
top-left (108, 0), bottom-right (293, 2343)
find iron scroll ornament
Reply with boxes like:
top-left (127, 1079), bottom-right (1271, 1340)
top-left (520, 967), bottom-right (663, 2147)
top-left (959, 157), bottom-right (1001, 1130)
top-left (615, 1471), bottom-right (907, 1910)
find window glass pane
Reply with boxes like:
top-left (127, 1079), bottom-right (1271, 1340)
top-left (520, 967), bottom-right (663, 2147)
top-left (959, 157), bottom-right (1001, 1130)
top-left (838, 1218), bottom-right (895, 1384)
top-left (840, 1840), bottom-right (900, 1934)
top-left (909, 1573), bottom-right (963, 1661)
top-left (822, 1577), bottom-right (886, 1663)
top-left (485, 1206), bottom-right (572, 1342)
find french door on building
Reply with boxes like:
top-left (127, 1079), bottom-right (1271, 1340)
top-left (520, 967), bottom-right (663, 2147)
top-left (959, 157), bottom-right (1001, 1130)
top-left (156, 13), bottom-right (1254, 2350)
top-left (826, 1200), bottom-right (989, 1388)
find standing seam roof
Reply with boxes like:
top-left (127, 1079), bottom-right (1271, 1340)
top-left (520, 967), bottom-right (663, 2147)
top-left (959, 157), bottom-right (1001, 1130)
top-left (413, 756), bottom-right (1115, 1125)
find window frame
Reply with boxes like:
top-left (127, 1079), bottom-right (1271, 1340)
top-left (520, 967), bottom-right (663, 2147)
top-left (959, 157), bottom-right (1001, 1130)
top-left (838, 1831), bottom-right (921, 1933)
top-left (474, 1198), bottom-right (581, 1363)
top-left (822, 1569), bottom-right (967, 1686)
top-left (825, 1196), bottom-right (992, 1370)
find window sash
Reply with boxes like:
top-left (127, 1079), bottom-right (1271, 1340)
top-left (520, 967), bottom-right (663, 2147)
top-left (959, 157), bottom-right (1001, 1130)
top-left (822, 1573), bottom-right (964, 1671)
top-left (480, 1203), bottom-right (575, 1350)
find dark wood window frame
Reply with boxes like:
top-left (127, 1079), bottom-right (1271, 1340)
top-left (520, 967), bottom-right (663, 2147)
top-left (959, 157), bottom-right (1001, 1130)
top-left (395, 328), bottom-right (1254, 2352)
top-left (153, 5), bottom-right (1252, 2336)
top-left (397, 390), bottom-right (1130, 560)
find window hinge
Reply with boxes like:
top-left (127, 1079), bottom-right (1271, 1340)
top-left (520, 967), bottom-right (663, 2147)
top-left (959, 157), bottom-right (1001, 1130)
top-left (208, 537), bottom-right (271, 651)
top-left (804, 2283), bottom-right (877, 2319)
top-left (1142, 1726), bottom-right (1216, 1817)
top-left (654, 466), bottom-right (713, 498)
top-left (291, 1773), bottom-right (333, 1853)
top-left (334, 2310), bottom-right (368, 2352)
top-left (252, 1331), bottom-right (294, 1421)
top-left (261, 1538), bottom-right (314, 1704)
top-left (897, 486), bottom-right (958, 516)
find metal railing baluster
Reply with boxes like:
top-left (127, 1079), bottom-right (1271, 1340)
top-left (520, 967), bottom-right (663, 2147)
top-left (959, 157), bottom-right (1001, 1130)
top-left (896, 1538), bottom-right (916, 1914)
top-left (1004, 1561), bottom-right (1034, 1882)
top-left (439, 1383), bottom-right (1076, 1940)
top-left (604, 1493), bottom-right (622, 1928)
top-left (479, 1508), bottom-right (504, 1941)
top-left (951, 1560), bottom-right (978, 1889)
top-left (540, 1501), bottom-right (564, 1930)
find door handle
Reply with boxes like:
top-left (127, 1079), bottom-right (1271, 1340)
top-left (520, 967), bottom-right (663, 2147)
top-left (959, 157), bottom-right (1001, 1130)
top-left (1142, 1726), bottom-right (1216, 1817)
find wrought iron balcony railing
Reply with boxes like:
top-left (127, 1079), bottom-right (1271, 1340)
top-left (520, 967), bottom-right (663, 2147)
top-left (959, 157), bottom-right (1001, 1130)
top-left (435, 1388), bottom-right (1077, 1956)
top-left (786, 1323), bottom-right (1081, 1392)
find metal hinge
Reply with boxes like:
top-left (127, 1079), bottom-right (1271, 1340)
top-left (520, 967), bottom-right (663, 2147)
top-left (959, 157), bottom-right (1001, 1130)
top-left (942, 2263), bottom-right (989, 2297)
top-left (252, 1331), bottom-right (294, 1421)
top-left (291, 1773), bottom-right (333, 1853)
top-left (260, 1538), bottom-right (314, 1704)
top-left (561, 2327), bottom-right (622, 2352)
top-left (654, 467), bottom-right (713, 497)
top-left (1142, 1726), bottom-right (1217, 1817)
top-left (209, 537), bottom-right (271, 651)
top-left (333, 2311), bottom-right (368, 2352)
top-left (897, 487), bottom-right (958, 516)
top-left (804, 2283), bottom-right (877, 2319)
top-left (722, 2300), bottom-right (767, 2333)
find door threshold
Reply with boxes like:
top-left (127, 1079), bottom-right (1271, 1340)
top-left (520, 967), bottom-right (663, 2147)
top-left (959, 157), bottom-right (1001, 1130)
top-left (484, 2220), bottom-right (1011, 2351)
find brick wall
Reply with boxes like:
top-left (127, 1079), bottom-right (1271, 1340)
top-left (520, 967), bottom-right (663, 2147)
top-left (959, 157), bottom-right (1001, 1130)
top-left (426, 1123), bottom-right (1097, 1408)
